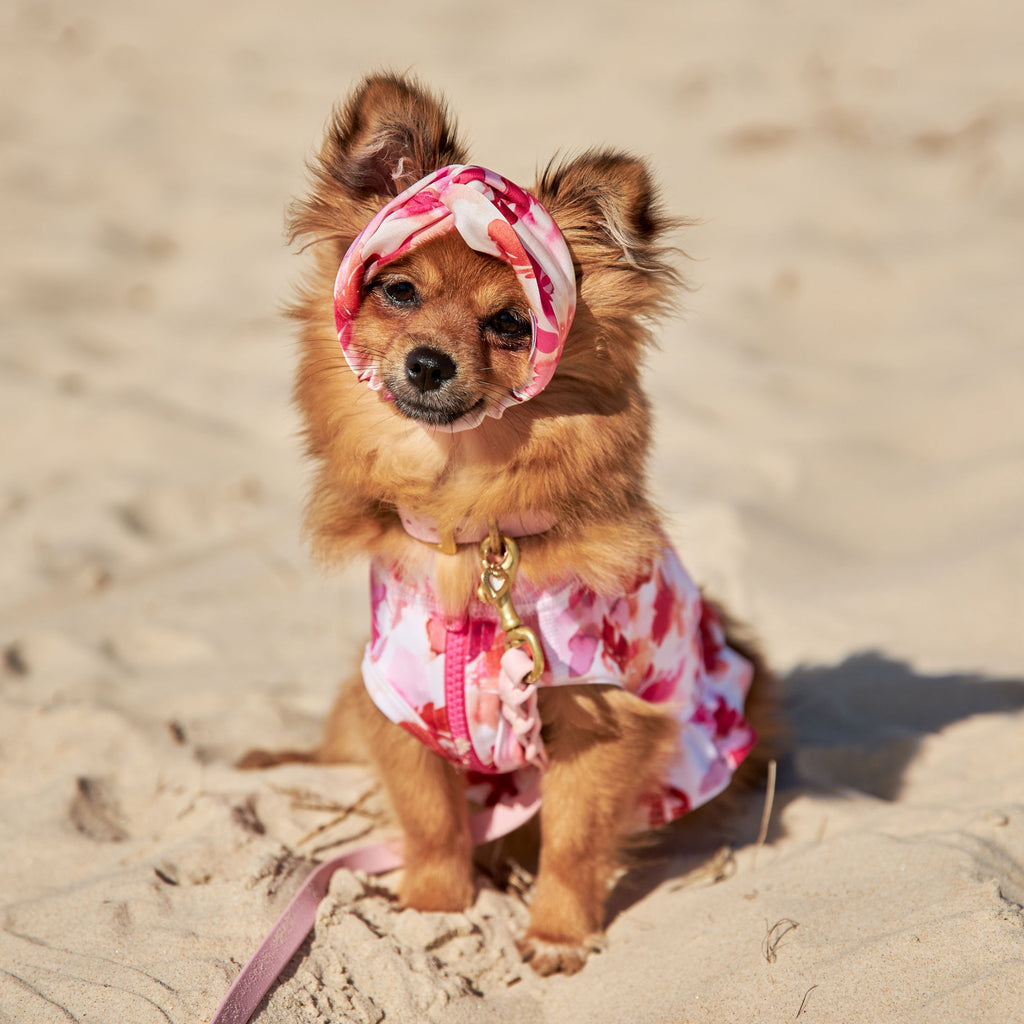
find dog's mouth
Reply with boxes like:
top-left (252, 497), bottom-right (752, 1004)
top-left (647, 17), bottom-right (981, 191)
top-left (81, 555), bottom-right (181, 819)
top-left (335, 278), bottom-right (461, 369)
top-left (390, 389), bottom-right (486, 426)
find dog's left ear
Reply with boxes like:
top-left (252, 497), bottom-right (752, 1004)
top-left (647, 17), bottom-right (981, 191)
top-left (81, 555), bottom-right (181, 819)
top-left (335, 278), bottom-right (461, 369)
top-left (535, 151), bottom-right (681, 317)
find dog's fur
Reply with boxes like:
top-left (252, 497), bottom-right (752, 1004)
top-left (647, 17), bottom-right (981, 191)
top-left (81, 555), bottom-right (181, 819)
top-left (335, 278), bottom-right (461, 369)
top-left (246, 72), bottom-right (778, 975)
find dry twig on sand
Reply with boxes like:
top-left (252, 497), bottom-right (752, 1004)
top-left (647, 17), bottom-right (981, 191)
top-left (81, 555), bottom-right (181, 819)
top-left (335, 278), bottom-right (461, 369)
top-left (762, 918), bottom-right (799, 963)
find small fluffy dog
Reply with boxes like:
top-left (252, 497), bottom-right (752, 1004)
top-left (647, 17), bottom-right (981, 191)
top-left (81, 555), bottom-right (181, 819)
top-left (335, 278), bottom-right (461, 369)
top-left (248, 72), bottom-right (776, 975)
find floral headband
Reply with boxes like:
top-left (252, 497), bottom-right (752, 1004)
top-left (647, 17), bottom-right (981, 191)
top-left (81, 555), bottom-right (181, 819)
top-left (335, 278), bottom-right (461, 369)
top-left (333, 165), bottom-right (576, 429)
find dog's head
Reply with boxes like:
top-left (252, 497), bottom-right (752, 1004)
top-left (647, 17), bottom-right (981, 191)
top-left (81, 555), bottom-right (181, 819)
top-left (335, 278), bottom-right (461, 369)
top-left (290, 74), bottom-right (680, 433)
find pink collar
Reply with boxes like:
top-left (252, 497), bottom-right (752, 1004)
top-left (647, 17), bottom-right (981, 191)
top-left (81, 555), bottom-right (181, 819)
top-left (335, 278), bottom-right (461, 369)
top-left (396, 506), bottom-right (557, 553)
top-left (333, 165), bottom-right (577, 432)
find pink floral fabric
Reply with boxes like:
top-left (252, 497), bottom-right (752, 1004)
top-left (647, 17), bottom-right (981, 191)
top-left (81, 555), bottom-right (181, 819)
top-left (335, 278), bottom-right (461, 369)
top-left (333, 165), bottom-right (577, 430)
top-left (361, 546), bottom-right (758, 831)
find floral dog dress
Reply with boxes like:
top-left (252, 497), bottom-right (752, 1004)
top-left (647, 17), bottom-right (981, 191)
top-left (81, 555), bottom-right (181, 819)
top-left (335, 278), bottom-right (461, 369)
top-left (361, 545), bottom-right (757, 831)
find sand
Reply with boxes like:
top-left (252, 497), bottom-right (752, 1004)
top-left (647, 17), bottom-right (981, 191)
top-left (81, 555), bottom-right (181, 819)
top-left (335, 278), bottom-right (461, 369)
top-left (2, 0), bottom-right (1023, 1021)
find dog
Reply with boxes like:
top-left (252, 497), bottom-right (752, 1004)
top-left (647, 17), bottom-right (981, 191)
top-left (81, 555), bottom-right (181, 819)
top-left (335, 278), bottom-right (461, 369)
top-left (244, 71), bottom-right (778, 976)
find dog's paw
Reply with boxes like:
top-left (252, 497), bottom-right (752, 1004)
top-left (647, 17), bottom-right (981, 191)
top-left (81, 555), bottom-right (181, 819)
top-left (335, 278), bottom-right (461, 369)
top-left (400, 864), bottom-right (475, 914)
top-left (516, 932), bottom-right (605, 976)
top-left (400, 886), bottom-right (474, 914)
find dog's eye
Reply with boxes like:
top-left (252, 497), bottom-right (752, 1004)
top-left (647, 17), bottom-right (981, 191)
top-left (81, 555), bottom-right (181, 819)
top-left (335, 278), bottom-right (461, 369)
top-left (376, 279), bottom-right (418, 306)
top-left (485, 309), bottom-right (531, 349)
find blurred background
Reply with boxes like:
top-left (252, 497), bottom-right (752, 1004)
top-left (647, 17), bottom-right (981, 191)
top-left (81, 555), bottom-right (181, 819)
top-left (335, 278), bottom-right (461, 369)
top-left (2, 0), bottom-right (1022, 742)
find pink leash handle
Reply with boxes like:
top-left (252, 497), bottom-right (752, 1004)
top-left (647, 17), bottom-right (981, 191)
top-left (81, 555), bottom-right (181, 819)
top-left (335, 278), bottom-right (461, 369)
top-left (207, 785), bottom-right (541, 1024)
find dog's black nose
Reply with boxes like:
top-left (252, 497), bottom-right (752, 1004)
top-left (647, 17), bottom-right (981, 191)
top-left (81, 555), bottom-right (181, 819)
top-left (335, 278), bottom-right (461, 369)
top-left (404, 346), bottom-right (456, 392)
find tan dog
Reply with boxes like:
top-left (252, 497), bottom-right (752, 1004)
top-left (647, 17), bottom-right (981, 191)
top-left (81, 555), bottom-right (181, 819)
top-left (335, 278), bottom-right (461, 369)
top-left (246, 72), bottom-right (778, 976)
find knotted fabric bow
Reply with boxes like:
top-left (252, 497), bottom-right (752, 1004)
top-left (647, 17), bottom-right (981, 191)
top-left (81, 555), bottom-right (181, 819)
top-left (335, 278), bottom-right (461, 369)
top-left (333, 165), bottom-right (577, 430)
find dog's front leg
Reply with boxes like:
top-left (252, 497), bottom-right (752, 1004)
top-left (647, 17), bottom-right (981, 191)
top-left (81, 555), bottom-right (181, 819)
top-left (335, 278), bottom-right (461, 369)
top-left (353, 686), bottom-right (475, 912)
top-left (519, 686), bottom-right (676, 975)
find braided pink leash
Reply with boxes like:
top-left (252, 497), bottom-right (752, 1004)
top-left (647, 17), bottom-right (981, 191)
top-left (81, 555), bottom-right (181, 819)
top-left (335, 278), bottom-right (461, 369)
top-left (207, 784), bottom-right (541, 1024)
top-left (496, 647), bottom-right (548, 771)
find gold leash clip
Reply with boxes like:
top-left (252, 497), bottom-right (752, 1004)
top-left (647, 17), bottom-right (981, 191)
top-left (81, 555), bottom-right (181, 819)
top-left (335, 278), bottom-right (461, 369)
top-left (477, 530), bottom-right (545, 683)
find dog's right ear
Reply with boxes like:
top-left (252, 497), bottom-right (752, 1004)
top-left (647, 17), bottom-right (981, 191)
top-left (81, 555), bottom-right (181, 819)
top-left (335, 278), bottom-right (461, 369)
top-left (290, 73), bottom-right (467, 246)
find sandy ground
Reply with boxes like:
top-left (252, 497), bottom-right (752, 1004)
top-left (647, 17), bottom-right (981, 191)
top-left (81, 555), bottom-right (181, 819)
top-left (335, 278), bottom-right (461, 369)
top-left (2, 1), bottom-right (1023, 1021)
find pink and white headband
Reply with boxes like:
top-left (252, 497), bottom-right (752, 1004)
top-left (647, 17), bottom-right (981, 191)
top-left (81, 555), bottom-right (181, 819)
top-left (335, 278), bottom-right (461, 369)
top-left (333, 165), bottom-right (576, 428)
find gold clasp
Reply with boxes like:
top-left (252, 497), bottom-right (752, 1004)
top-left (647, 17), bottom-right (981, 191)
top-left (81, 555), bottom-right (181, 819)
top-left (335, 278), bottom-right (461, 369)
top-left (477, 531), bottom-right (545, 682)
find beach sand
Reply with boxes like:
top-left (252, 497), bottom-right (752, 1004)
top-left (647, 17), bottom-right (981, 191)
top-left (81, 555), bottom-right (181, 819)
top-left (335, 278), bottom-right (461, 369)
top-left (2, 1), bottom-right (1022, 1021)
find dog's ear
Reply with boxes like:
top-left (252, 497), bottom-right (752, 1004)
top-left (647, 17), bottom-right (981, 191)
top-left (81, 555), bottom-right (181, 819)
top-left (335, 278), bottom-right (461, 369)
top-left (290, 72), bottom-right (467, 245)
top-left (535, 151), bottom-right (683, 319)
top-left (323, 72), bottom-right (466, 200)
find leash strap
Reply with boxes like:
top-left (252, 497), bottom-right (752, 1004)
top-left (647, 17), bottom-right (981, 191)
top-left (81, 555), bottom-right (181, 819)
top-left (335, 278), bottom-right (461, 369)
top-left (207, 785), bottom-right (541, 1024)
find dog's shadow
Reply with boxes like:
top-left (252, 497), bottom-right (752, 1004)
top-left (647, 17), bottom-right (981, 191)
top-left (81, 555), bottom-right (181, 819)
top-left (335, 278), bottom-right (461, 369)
top-left (604, 651), bottom-right (1024, 923)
